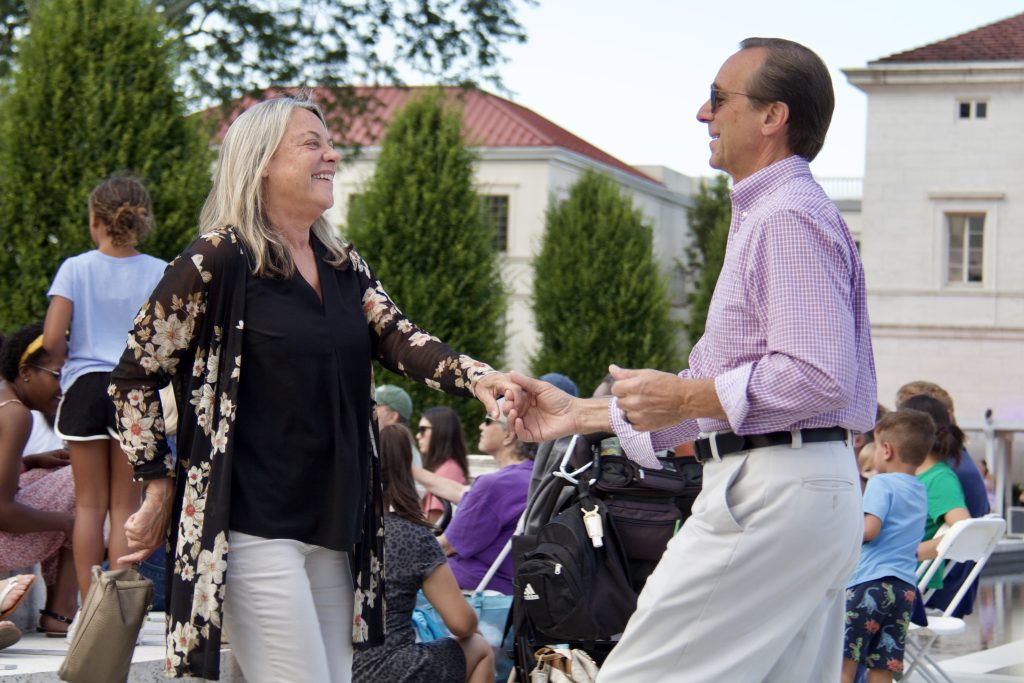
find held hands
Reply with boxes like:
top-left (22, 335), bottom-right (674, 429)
top-left (119, 478), bottom-right (175, 564)
top-left (504, 371), bottom-right (584, 442)
top-left (472, 372), bottom-right (524, 420)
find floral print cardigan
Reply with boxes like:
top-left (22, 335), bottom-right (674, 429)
top-left (109, 228), bottom-right (495, 679)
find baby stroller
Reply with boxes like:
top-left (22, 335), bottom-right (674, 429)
top-left (508, 432), bottom-right (702, 680)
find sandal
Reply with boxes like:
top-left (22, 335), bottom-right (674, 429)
top-left (38, 609), bottom-right (74, 638)
top-left (0, 621), bottom-right (21, 650)
top-left (0, 575), bottom-right (35, 621)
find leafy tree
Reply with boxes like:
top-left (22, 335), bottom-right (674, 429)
top-left (0, 0), bottom-right (212, 330)
top-left (1, 0), bottom-right (529, 107)
top-left (531, 170), bottom-right (677, 395)
top-left (681, 174), bottom-right (731, 347)
top-left (346, 89), bottom-right (506, 435)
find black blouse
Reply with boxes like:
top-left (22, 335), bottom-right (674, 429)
top-left (231, 237), bottom-right (372, 550)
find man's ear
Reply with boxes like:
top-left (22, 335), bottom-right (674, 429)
top-left (761, 101), bottom-right (790, 136)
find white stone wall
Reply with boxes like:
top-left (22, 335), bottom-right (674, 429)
top-left (847, 63), bottom-right (1024, 424)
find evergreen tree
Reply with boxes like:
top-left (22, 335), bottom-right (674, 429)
top-left (0, 0), bottom-right (212, 331)
top-left (531, 170), bottom-right (678, 395)
top-left (346, 89), bottom-right (505, 434)
top-left (682, 175), bottom-right (731, 347)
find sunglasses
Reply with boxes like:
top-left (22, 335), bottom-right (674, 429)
top-left (484, 415), bottom-right (506, 427)
top-left (417, 425), bottom-right (431, 434)
top-left (28, 364), bottom-right (61, 379)
top-left (709, 85), bottom-right (764, 113)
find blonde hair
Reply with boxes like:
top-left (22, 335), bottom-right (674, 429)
top-left (199, 97), bottom-right (349, 277)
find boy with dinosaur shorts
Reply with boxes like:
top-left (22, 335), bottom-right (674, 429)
top-left (842, 409), bottom-right (933, 682)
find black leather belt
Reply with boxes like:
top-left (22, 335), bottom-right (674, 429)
top-left (693, 427), bottom-right (849, 464)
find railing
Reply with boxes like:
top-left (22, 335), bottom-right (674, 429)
top-left (959, 411), bottom-right (1024, 537)
top-left (815, 176), bottom-right (863, 200)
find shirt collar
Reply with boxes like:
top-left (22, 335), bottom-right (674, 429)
top-left (730, 155), bottom-right (812, 215)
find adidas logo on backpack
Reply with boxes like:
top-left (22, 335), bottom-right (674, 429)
top-left (522, 583), bottom-right (539, 601)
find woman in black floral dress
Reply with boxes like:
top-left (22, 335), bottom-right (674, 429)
top-left (353, 424), bottom-right (494, 683)
top-left (109, 97), bottom-right (515, 682)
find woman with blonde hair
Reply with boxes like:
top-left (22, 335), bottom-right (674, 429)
top-left (109, 96), bottom-right (515, 682)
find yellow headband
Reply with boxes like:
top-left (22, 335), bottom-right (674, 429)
top-left (19, 334), bottom-right (45, 367)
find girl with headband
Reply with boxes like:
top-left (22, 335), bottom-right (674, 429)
top-left (0, 321), bottom-right (77, 636)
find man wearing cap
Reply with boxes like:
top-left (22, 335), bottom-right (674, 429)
top-left (375, 384), bottom-right (424, 494)
top-left (508, 37), bottom-right (875, 682)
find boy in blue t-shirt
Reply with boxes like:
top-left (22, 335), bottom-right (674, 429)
top-left (841, 409), bottom-right (935, 683)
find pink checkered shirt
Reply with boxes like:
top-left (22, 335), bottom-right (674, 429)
top-left (611, 156), bottom-right (877, 468)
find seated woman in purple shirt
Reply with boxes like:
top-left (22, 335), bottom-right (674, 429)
top-left (437, 410), bottom-right (535, 594)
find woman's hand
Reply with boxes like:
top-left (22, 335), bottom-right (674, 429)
top-left (472, 372), bottom-right (523, 419)
top-left (22, 449), bottom-right (70, 470)
top-left (119, 478), bottom-right (175, 564)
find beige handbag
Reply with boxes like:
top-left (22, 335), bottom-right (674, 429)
top-left (529, 646), bottom-right (599, 683)
top-left (58, 565), bottom-right (154, 683)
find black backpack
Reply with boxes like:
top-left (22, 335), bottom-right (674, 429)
top-left (514, 489), bottom-right (636, 642)
top-left (513, 432), bottom-right (700, 643)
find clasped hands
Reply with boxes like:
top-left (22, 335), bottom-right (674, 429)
top-left (475, 366), bottom-right (721, 442)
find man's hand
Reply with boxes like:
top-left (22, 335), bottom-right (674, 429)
top-left (610, 365), bottom-right (725, 432)
top-left (506, 372), bottom-right (612, 442)
top-left (119, 478), bottom-right (175, 564)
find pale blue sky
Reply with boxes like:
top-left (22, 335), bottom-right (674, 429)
top-left (495, 1), bottom-right (1019, 179)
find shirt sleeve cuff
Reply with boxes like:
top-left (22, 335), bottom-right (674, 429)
top-left (608, 398), bottom-right (662, 470)
top-left (714, 364), bottom-right (753, 432)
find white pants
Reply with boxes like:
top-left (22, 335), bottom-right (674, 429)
top-left (223, 530), bottom-right (354, 683)
top-left (598, 440), bottom-right (862, 683)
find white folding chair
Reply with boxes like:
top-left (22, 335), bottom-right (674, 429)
top-left (903, 516), bottom-right (1006, 683)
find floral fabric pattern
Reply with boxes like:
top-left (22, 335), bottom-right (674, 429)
top-left (110, 227), bottom-right (494, 680)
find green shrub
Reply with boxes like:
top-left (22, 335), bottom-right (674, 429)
top-left (531, 170), bottom-right (678, 395)
top-left (0, 0), bottom-right (212, 331)
top-left (346, 89), bottom-right (506, 437)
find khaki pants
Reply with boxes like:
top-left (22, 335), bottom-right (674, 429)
top-left (598, 440), bottom-right (862, 683)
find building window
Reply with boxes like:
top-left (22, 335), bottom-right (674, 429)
top-left (481, 195), bottom-right (509, 251)
top-left (946, 213), bottom-right (984, 284)
top-left (957, 100), bottom-right (988, 119)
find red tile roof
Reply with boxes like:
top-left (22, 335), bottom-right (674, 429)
top-left (876, 12), bottom-right (1024, 63)
top-left (214, 87), bottom-right (658, 184)
top-left (341, 87), bottom-right (658, 183)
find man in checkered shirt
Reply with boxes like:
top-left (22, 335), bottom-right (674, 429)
top-left (508, 38), bottom-right (877, 682)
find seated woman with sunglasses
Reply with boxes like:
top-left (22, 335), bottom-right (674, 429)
top-left (0, 322), bottom-right (78, 636)
top-left (436, 406), bottom-right (535, 594)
